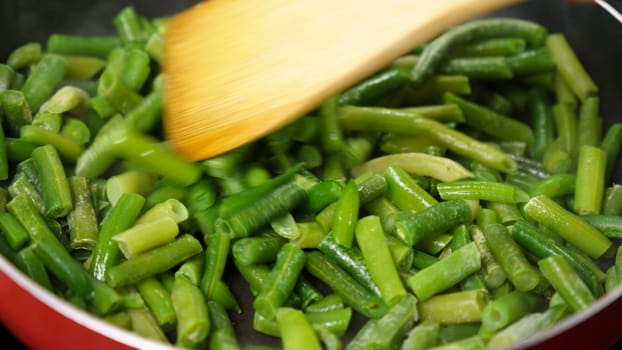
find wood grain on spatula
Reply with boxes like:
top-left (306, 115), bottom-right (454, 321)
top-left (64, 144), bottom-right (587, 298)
top-left (163, 0), bottom-right (522, 161)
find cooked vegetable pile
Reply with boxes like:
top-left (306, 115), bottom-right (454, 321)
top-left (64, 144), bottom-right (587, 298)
top-left (1, 5), bottom-right (621, 350)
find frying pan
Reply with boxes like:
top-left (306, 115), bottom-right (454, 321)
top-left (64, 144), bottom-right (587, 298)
top-left (0, 0), bottom-right (622, 349)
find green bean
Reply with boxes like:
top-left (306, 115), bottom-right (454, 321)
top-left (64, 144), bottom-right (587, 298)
top-left (20, 125), bottom-right (83, 162)
top-left (553, 72), bottom-right (578, 108)
top-left (317, 233), bottom-right (380, 296)
top-left (7, 42), bottom-right (42, 70)
top-left (136, 276), bottom-right (176, 330)
top-left (468, 225), bottom-right (506, 290)
top-left (124, 90), bottom-right (162, 133)
top-left (437, 181), bottom-right (529, 204)
top-left (208, 301), bottom-right (241, 350)
top-left (76, 117), bottom-right (201, 185)
top-left (386, 235), bottom-right (414, 272)
top-left (524, 195), bottom-right (611, 259)
top-left (487, 304), bottom-right (567, 349)
top-left (582, 214), bottom-right (622, 239)
top-left (418, 290), bottom-right (488, 324)
top-left (487, 202), bottom-right (521, 225)
top-left (20, 54), bottom-right (68, 113)
top-left (31, 144), bottom-right (72, 218)
top-left (538, 255), bottom-right (594, 312)
top-left (404, 75), bottom-right (471, 104)
top-left (0, 64), bottom-right (16, 93)
top-left (407, 242), bottom-right (481, 301)
top-left (443, 92), bottom-right (533, 145)
top-left (412, 18), bottom-right (547, 85)
top-left (173, 275), bottom-right (210, 348)
top-left (8, 172), bottom-right (45, 214)
top-left (479, 291), bottom-right (544, 337)
top-left (45, 86), bottom-right (89, 114)
top-left (90, 193), bottom-right (145, 280)
top-left (4, 137), bottom-right (35, 162)
top-left (63, 55), bottom-right (106, 80)
top-left (356, 216), bottom-right (407, 307)
top-left (400, 104), bottom-right (465, 123)
top-left (319, 96), bottom-right (344, 153)
top-left (8, 194), bottom-right (91, 297)
top-left (106, 234), bottom-right (202, 288)
top-left (602, 185), bottom-right (622, 216)
top-left (527, 88), bottom-right (554, 159)
top-left (175, 252), bottom-right (204, 286)
top-left (201, 230), bottom-right (231, 301)
top-left (574, 145), bottom-right (606, 215)
top-left (328, 179), bottom-right (358, 248)
top-left (483, 224), bottom-right (541, 292)
top-left (352, 294), bottom-right (418, 349)
top-left (305, 251), bottom-right (388, 318)
top-left (277, 307), bottom-right (323, 350)
top-left (254, 243), bottom-right (306, 319)
top-left (454, 37), bottom-right (526, 57)
top-left (67, 176), bottom-right (98, 250)
top-left (121, 47), bottom-right (151, 92)
top-left (577, 96), bottom-right (603, 148)
top-left (0, 211), bottom-right (29, 250)
top-left (401, 319), bottom-right (440, 350)
top-left (511, 218), bottom-right (603, 296)
top-left (391, 199), bottom-right (473, 247)
top-left (439, 56), bottom-right (513, 79)
top-left (14, 244), bottom-right (53, 291)
top-left (232, 236), bottom-right (286, 266)
top-left (340, 106), bottom-right (516, 173)
top-left (216, 166), bottom-right (306, 237)
top-left (339, 67), bottom-right (410, 106)
top-left (127, 306), bottom-right (168, 343)
top-left (507, 48), bottom-right (554, 76)
top-left (352, 152), bottom-right (472, 182)
top-left (383, 164), bottom-right (438, 212)
top-left (546, 33), bottom-right (597, 101)
top-left (97, 71), bottom-right (143, 114)
top-left (1, 90), bottom-right (33, 137)
top-left (529, 173), bottom-right (576, 198)
top-left (304, 180), bottom-right (342, 213)
top-left (47, 34), bottom-right (119, 58)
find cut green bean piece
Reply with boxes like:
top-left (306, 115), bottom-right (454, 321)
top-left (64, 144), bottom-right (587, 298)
top-left (408, 243), bottom-right (481, 301)
top-left (277, 307), bottom-right (322, 350)
top-left (418, 290), bottom-right (488, 324)
top-left (32, 145), bottom-right (73, 218)
top-left (538, 255), bottom-right (594, 312)
top-left (411, 18), bottom-right (547, 86)
top-left (384, 164), bottom-right (438, 212)
top-left (1, 89), bottom-right (33, 137)
top-left (0, 211), bottom-right (29, 251)
top-left (479, 291), bottom-right (544, 339)
top-left (443, 92), bottom-right (533, 145)
top-left (524, 195), bottom-right (612, 259)
top-left (21, 54), bottom-right (68, 113)
top-left (438, 181), bottom-right (529, 203)
top-left (8, 194), bottom-right (91, 297)
top-left (173, 275), bottom-right (210, 348)
top-left (332, 180), bottom-right (359, 248)
top-left (305, 251), bottom-right (388, 319)
top-left (106, 234), bottom-right (202, 288)
top-left (574, 145), bottom-right (606, 215)
top-left (254, 243), bottom-right (306, 320)
top-left (546, 33), bottom-right (597, 101)
top-left (356, 216), bottom-right (406, 307)
top-left (392, 199), bottom-right (473, 247)
top-left (15, 245), bottom-right (53, 291)
top-left (67, 176), bottom-right (98, 250)
top-left (483, 224), bottom-right (541, 292)
top-left (352, 152), bottom-right (472, 182)
top-left (47, 34), bottom-right (119, 58)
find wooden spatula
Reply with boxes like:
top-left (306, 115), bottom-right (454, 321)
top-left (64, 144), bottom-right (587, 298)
top-left (163, 0), bottom-right (522, 161)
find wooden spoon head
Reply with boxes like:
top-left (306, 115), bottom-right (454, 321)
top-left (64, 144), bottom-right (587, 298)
top-left (163, 0), bottom-right (521, 161)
